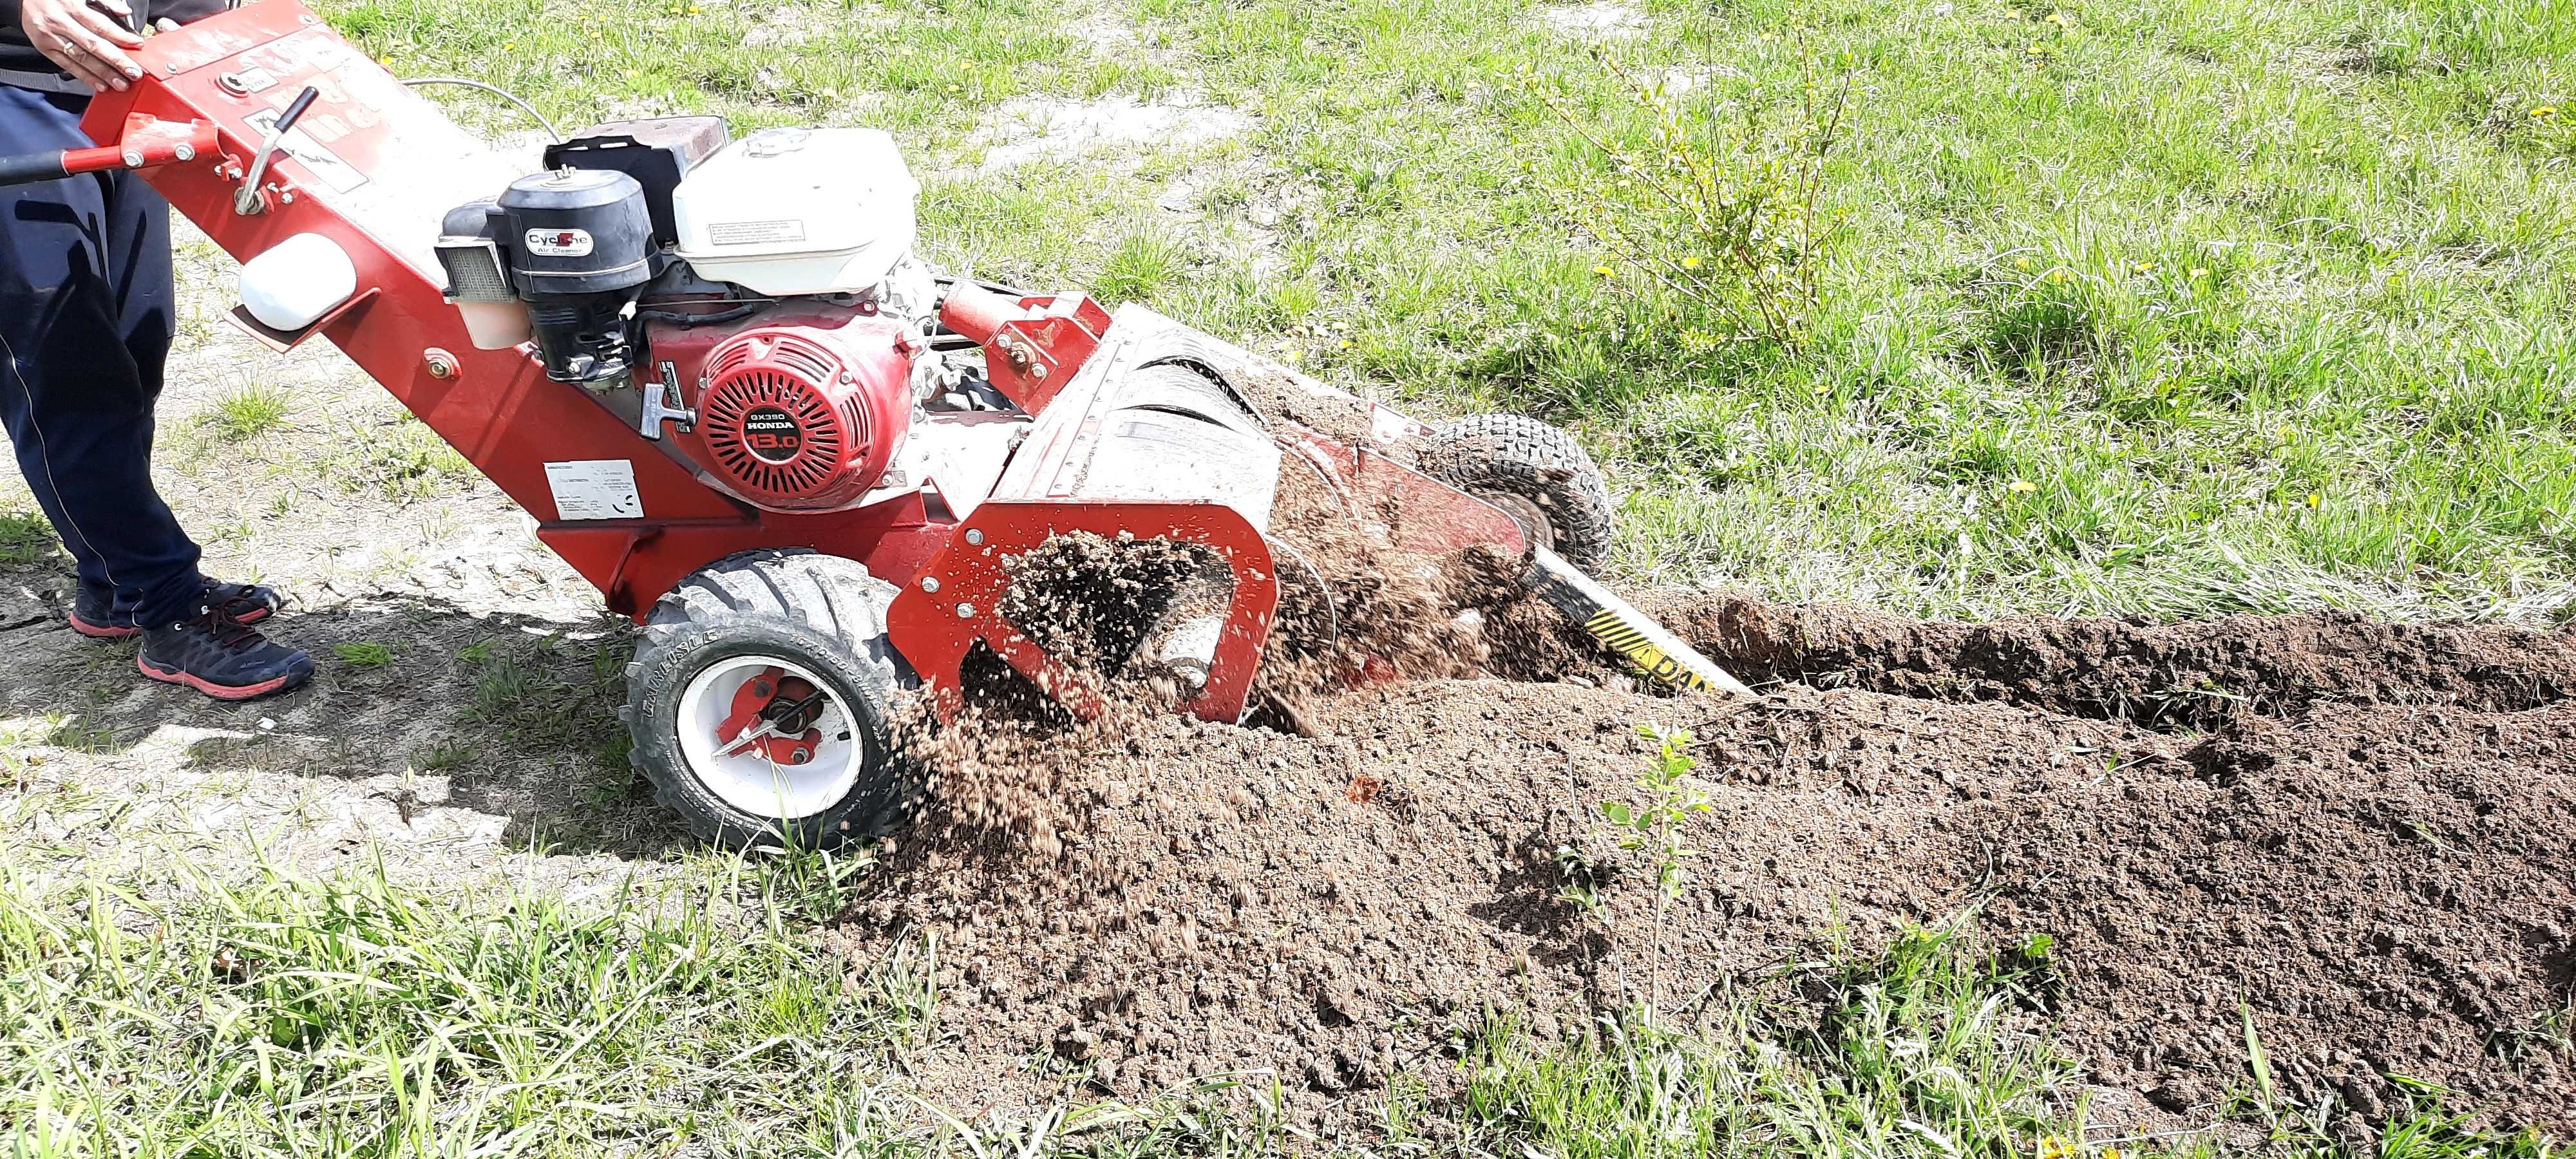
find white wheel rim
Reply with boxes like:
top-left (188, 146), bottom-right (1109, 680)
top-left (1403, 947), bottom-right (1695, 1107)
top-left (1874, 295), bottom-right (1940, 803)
top-left (674, 655), bottom-right (869, 822)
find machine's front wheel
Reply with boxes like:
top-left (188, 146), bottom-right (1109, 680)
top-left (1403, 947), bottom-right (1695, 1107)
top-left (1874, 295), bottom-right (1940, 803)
top-left (1421, 414), bottom-right (1616, 569)
top-left (623, 549), bottom-right (915, 849)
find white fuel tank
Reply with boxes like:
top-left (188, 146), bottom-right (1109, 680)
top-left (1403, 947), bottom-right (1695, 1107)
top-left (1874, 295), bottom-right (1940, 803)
top-left (670, 127), bottom-right (919, 297)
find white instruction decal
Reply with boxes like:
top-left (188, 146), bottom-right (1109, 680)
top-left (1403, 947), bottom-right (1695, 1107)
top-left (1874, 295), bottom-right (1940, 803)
top-left (707, 219), bottom-right (807, 246)
top-left (544, 460), bottom-right (642, 520)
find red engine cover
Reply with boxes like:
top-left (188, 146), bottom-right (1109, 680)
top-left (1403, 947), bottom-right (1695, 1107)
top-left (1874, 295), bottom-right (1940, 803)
top-left (689, 318), bottom-right (913, 511)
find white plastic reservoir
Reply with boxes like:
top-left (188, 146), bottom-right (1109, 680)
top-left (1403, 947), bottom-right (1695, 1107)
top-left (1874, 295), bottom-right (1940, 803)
top-left (238, 232), bottom-right (358, 332)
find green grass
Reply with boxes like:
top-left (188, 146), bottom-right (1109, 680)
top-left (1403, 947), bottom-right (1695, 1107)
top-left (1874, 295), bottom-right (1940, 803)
top-left (322, 414), bottom-right (475, 500)
top-left (0, 511), bottom-right (57, 567)
top-left (332, 640), bottom-right (396, 668)
top-left (0, 846), bottom-right (942, 1154)
top-left (201, 382), bottom-right (294, 443)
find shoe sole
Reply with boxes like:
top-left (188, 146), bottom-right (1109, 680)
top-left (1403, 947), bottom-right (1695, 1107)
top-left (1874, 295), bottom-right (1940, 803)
top-left (71, 602), bottom-right (272, 640)
top-left (137, 655), bottom-right (308, 701)
top-left (68, 611), bottom-right (137, 639)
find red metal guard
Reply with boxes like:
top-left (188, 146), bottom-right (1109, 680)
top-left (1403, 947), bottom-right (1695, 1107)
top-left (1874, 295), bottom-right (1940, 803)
top-left (887, 500), bottom-right (1279, 725)
top-left (936, 283), bottom-right (1112, 413)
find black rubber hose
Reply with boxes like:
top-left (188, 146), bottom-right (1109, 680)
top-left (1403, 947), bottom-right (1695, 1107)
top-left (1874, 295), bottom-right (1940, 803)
top-left (0, 151), bottom-right (71, 189)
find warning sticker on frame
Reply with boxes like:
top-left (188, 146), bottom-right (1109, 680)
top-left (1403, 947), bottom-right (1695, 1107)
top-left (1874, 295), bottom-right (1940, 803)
top-left (544, 460), bottom-right (642, 520)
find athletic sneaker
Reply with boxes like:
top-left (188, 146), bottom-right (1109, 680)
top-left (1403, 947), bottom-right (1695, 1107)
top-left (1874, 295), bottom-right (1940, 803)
top-left (137, 606), bottom-right (314, 701)
top-left (70, 580), bottom-right (283, 639)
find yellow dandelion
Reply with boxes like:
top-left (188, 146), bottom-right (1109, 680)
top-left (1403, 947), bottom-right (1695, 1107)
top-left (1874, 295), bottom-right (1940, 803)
top-left (2008, 478), bottom-right (2038, 494)
top-left (2027, 44), bottom-right (2045, 54)
top-left (1682, 254), bottom-right (1703, 269)
top-left (1338, 340), bottom-right (1353, 349)
top-left (2043, 11), bottom-right (2067, 24)
top-left (1595, 264), bottom-right (1616, 276)
top-left (2013, 255), bottom-right (2033, 269)
top-left (2189, 266), bottom-right (2210, 278)
top-left (2134, 261), bottom-right (2154, 273)
top-left (2035, 1136), bottom-right (2074, 1159)
top-left (2047, 269), bottom-right (2069, 283)
top-left (2306, 493), bottom-right (2322, 508)
top-left (2532, 106), bottom-right (2558, 118)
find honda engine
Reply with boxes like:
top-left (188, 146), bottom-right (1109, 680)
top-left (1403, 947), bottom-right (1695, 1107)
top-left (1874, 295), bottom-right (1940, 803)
top-left (432, 117), bottom-right (954, 514)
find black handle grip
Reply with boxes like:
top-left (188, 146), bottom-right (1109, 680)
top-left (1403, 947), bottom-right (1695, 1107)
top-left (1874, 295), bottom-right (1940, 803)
top-left (274, 86), bottom-right (320, 136)
top-left (0, 151), bottom-right (71, 189)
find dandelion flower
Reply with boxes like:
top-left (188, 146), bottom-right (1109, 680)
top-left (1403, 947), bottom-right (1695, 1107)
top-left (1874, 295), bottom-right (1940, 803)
top-left (1595, 265), bottom-right (1615, 276)
top-left (2306, 493), bottom-right (2321, 508)
top-left (2008, 478), bottom-right (2038, 494)
top-left (2189, 266), bottom-right (2210, 278)
top-left (2532, 106), bottom-right (2558, 118)
top-left (2013, 255), bottom-right (2033, 269)
top-left (2047, 269), bottom-right (2069, 283)
top-left (2043, 11), bottom-right (2067, 24)
top-left (1682, 254), bottom-right (1703, 269)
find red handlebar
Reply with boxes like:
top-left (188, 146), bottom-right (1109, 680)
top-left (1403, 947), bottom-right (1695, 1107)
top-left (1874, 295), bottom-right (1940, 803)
top-left (0, 115), bottom-right (220, 189)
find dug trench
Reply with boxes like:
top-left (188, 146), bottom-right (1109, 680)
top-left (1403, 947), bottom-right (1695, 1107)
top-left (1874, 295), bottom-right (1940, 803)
top-left (834, 538), bottom-right (2576, 1136)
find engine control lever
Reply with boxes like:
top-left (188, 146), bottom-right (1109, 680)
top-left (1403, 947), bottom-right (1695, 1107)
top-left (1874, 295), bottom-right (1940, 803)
top-left (639, 361), bottom-right (696, 440)
top-left (233, 85), bottom-right (319, 216)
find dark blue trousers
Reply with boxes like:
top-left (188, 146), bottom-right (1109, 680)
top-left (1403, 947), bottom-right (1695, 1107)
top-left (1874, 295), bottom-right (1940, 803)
top-left (1, 84), bottom-right (205, 627)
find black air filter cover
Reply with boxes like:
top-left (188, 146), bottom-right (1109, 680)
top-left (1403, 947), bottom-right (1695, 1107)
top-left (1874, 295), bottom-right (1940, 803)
top-left (544, 116), bottom-right (728, 245)
top-left (495, 169), bottom-right (652, 297)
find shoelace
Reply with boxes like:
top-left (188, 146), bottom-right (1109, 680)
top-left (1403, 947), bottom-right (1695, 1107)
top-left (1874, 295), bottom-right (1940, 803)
top-left (189, 607), bottom-right (266, 654)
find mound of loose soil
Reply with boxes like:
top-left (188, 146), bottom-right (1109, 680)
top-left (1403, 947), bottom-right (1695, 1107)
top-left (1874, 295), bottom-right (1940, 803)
top-left (841, 594), bottom-right (2576, 1136)
top-left (1648, 592), bottom-right (2576, 730)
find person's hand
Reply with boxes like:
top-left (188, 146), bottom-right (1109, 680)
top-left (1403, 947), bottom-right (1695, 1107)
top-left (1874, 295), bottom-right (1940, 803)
top-left (16, 0), bottom-right (146, 93)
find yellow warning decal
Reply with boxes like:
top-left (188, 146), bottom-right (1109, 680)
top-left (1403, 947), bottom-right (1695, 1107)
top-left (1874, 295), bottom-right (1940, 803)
top-left (1582, 609), bottom-right (1712, 691)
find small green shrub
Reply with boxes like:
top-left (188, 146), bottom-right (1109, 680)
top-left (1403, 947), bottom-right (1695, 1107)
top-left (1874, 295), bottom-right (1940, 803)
top-left (202, 382), bottom-right (292, 442)
top-left (1542, 40), bottom-right (1854, 352)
